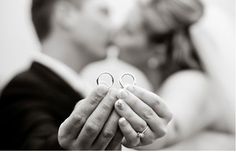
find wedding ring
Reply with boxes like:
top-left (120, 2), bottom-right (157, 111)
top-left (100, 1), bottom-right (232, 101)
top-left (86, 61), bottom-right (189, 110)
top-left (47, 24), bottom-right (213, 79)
top-left (119, 73), bottom-right (136, 88)
top-left (137, 126), bottom-right (148, 138)
top-left (96, 72), bottom-right (114, 88)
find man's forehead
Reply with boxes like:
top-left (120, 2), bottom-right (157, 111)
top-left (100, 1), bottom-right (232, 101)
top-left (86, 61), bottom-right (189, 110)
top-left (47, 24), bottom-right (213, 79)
top-left (66, 0), bottom-right (139, 29)
top-left (66, 0), bottom-right (84, 6)
top-left (103, 0), bottom-right (138, 29)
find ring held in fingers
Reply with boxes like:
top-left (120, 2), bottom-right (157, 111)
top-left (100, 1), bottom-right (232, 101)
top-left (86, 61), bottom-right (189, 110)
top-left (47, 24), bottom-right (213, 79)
top-left (119, 73), bottom-right (136, 88)
top-left (96, 72), bottom-right (114, 88)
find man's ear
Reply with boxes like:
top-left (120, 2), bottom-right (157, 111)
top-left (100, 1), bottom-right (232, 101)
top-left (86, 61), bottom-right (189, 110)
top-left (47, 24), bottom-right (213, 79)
top-left (53, 1), bottom-right (79, 30)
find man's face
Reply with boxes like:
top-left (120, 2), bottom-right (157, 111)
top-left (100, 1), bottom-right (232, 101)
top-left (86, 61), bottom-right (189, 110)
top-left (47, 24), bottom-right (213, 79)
top-left (68, 0), bottom-right (113, 58)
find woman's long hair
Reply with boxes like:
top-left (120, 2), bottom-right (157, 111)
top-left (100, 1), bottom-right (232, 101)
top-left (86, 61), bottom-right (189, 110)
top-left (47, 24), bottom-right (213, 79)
top-left (143, 0), bottom-right (204, 82)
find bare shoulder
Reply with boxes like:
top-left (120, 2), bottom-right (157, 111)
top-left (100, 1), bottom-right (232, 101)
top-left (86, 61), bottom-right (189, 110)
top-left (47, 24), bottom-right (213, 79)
top-left (158, 70), bottom-right (211, 102)
top-left (161, 70), bottom-right (209, 90)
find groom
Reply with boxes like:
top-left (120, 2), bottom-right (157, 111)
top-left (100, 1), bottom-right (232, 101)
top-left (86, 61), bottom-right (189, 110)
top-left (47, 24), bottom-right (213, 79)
top-left (0, 0), bottom-right (122, 150)
top-left (0, 0), bottom-right (172, 150)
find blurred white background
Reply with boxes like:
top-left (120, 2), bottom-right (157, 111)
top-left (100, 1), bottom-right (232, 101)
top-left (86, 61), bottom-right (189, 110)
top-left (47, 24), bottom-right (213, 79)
top-left (0, 0), bottom-right (235, 92)
top-left (0, 0), bottom-right (39, 87)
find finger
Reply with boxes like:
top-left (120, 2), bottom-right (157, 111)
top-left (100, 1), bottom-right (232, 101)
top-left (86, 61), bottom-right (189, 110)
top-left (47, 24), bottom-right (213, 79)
top-left (58, 112), bottom-right (85, 141)
top-left (106, 128), bottom-right (123, 150)
top-left (74, 85), bottom-right (109, 117)
top-left (120, 122), bottom-right (155, 147)
top-left (118, 89), bottom-right (166, 137)
top-left (92, 110), bottom-right (120, 150)
top-left (114, 101), bottom-right (155, 146)
top-left (61, 86), bottom-right (108, 140)
top-left (119, 117), bottom-right (140, 148)
top-left (75, 88), bottom-right (119, 148)
top-left (126, 85), bottom-right (172, 122)
top-left (138, 126), bottom-right (156, 146)
top-left (115, 99), bottom-right (147, 132)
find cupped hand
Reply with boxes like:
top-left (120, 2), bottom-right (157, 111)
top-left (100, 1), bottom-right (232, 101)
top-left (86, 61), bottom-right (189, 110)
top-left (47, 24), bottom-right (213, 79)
top-left (114, 85), bottom-right (172, 148)
top-left (58, 86), bottom-right (123, 150)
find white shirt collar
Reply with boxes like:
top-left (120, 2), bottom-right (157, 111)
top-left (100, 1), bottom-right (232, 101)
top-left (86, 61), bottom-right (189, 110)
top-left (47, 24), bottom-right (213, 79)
top-left (33, 52), bottom-right (93, 97)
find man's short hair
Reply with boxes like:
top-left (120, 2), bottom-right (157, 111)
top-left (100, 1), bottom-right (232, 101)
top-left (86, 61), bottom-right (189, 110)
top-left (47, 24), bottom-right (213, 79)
top-left (31, 0), bottom-right (58, 42)
top-left (31, 0), bottom-right (84, 42)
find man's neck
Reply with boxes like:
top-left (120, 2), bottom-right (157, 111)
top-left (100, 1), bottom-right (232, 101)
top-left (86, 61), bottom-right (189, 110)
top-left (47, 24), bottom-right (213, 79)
top-left (41, 34), bottom-right (95, 74)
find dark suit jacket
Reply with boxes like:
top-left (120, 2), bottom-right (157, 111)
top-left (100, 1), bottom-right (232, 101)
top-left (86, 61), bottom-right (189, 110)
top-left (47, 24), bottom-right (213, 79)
top-left (0, 61), bottom-right (83, 150)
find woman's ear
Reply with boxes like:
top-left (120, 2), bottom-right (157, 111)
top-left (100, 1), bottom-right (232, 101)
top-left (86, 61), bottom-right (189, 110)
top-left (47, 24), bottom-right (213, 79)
top-left (53, 1), bottom-right (79, 31)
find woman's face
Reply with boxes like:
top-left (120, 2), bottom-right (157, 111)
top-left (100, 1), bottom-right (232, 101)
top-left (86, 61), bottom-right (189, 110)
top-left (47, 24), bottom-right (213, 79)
top-left (113, 4), bottom-right (150, 66)
top-left (115, 2), bottom-right (167, 67)
top-left (113, 3), bottom-right (167, 68)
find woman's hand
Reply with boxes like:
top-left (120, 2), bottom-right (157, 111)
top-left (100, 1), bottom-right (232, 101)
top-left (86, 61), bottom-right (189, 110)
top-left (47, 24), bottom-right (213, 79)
top-left (58, 86), bottom-right (122, 150)
top-left (114, 85), bottom-right (172, 148)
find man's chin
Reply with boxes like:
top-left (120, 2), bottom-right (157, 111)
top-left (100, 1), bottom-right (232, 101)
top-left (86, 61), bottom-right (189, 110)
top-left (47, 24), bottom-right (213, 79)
top-left (93, 48), bottom-right (107, 60)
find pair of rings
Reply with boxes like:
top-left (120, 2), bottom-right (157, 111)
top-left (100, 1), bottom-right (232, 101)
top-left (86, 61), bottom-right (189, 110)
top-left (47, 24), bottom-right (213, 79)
top-left (97, 72), bottom-right (148, 138)
top-left (96, 72), bottom-right (136, 88)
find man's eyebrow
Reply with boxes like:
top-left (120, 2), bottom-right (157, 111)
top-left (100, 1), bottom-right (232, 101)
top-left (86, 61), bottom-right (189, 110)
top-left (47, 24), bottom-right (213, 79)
top-left (65, 0), bottom-right (83, 9)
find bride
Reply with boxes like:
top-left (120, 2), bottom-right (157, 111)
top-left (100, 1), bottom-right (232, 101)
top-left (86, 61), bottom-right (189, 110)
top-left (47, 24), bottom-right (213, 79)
top-left (82, 0), bottom-right (235, 150)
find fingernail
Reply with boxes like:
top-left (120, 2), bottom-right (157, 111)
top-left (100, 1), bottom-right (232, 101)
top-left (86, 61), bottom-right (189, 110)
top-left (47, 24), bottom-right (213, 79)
top-left (119, 117), bottom-right (127, 125)
top-left (119, 117), bottom-right (128, 127)
top-left (119, 89), bottom-right (129, 99)
top-left (116, 100), bottom-right (123, 110)
top-left (126, 85), bottom-right (135, 92)
top-left (120, 117), bottom-right (126, 122)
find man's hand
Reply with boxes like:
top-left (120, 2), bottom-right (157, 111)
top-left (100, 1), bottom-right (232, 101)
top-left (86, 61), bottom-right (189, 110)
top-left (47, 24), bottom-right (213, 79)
top-left (58, 86), bottom-right (122, 150)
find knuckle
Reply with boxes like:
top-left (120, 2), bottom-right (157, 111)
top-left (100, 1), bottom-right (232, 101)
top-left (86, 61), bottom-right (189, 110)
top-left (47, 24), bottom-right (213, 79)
top-left (90, 95), bottom-right (101, 105)
top-left (84, 123), bottom-right (99, 135)
top-left (152, 99), bottom-right (160, 110)
top-left (69, 114), bottom-right (84, 129)
top-left (142, 109), bottom-right (155, 120)
top-left (71, 114), bottom-right (83, 123)
top-left (101, 102), bottom-right (112, 111)
top-left (108, 89), bottom-right (118, 100)
top-left (125, 113), bottom-right (133, 120)
top-left (157, 127), bottom-right (167, 138)
top-left (137, 123), bottom-right (147, 132)
top-left (102, 130), bottom-right (115, 139)
top-left (96, 86), bottom-right (108, 97)
top-left (90, 88), bottom-right (107, 105)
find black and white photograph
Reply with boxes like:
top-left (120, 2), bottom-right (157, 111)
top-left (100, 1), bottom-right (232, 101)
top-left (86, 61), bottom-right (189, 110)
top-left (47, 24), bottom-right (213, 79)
top-left (0, 0), bottom-right (235, 150)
